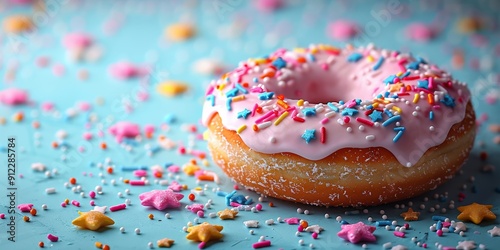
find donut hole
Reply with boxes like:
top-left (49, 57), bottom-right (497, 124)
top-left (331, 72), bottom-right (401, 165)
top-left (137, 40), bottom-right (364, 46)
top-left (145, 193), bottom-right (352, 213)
top-left (264, 66), bottom-right (375, 104)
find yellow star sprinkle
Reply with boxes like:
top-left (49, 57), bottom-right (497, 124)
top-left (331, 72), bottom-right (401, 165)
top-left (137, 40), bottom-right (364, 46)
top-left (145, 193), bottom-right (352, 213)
top-left (157, 81), bottom-right (189, 97)
top-left (157, 238), bottom-right (175, 248)
top-left (186, 222), bottom-right (224, 243)
top-left (457, 203), bottom-right (496, 224)
top-left (182, 163), bottom-right (200, 176)
top-left (72, 211), bottom-right (115, 231)
top-left (217, 208), bottom-right (238, 220)
top-left (400, 208), bottom-right (420, 221)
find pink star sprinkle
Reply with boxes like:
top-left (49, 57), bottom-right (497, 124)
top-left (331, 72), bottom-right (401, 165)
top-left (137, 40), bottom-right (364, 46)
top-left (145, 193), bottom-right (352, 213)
top-left (283, 217), bottom-right (300, 225)
top-left (186, 204), bottom-right (205, 214)
top-left (337, 221), bottom-right (377, 244)
top-left (139, 189), bottom-right (184, 210)
top-left (18, 203), bottom-right (34, 212)
top-left (168, 181), bottom-right (183, 192)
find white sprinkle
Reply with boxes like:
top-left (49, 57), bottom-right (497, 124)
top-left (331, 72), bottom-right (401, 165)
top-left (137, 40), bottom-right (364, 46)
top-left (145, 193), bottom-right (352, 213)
top-left (366, 135), bottom-right (375, 141)
top-left (45, 188), bottom-right (56, 194)
top-left (134, 228), bottom-right (141, 234)
top-left (120, 227), bottom-right (125, 233)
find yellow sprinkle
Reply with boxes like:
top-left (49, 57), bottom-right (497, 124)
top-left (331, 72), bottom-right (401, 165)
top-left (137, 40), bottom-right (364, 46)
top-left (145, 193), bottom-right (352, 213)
top-left (232, 95), bottom-right (245, 102)
top-left (297, 99), bottom-right (304, 106)
top-left (236, 125), bottom-right (247, 134)
top-left (392, 106), bottom-right (402, 114)
top-left (274, 111), bottom-right (289, 126)
top-left (251, 58), bottom-right (267, 65)
top-left (3, 15), bottom-right (33, 33)
top-left (413, 93), bottom-right (420, 103)
top-left (165, 23), bottom-right (195, 41)
top-left (293, 48), bottom-right (306, 53)
top-left (396, 72), bottom-right (404, 77)
top-left (366, 55), bottom-right (374, 63)
top-left (310, 47), bottom-right (318, 54)
top-left (156, 81), bottom-right (188, 97)
top-left (372, 102), bottom-right (379, 108)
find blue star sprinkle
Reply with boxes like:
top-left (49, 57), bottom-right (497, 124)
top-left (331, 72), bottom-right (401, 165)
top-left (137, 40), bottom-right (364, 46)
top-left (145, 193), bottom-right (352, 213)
top-left (369, 110), bottom-right (383, 122)
top-left (237, 108), bottom-right (251, 119)
top-left (341, 108), bottom-right (359, 116)
top-left (272, 57), bottom-right (286, 69)
top-left (302, 107), bottom-right (317, 117)
top-left (301, 129), bottom-right (316, 144)
top-left (441, 94), bottom-right (455, 108)
top-left (258, 92), bottom-right (274, 100)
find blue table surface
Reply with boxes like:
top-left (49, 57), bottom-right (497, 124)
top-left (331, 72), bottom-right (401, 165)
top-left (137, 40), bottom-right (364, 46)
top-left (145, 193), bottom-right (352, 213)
top-left (0, 0), bottom-right (500, 249)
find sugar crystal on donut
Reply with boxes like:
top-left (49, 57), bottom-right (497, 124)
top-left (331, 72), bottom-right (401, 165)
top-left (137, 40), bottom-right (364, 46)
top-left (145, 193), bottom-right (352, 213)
top-left (202, 44), bottom-right (476, 206)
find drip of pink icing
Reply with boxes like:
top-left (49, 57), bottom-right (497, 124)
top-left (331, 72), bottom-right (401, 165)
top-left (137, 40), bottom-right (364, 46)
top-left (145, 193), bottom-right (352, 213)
top-left (202, 45), bottom-right (471, 167)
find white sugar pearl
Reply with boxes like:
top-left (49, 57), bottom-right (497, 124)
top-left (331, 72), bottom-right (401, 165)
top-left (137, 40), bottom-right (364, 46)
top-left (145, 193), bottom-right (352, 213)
top-left (259, 236), bottom-right (265, 241)
top-left (249, 230), bottom-right (254, 235)
top-left (298, 239), bottom-right (304, 245)
top-left (336, 216), bottom-right (342, 222)
top-left (324, 214), bottom-right (330, 219)
top-left (120, 227), bottom-right (125, 233)
top-left (134, 228), bottom-right (141, 234)
top-left (148, 242), bottom-right (153, 248)
top-left (304, 210), bottom-right (310, 215)
top-left (41, 204), bottom-right (48, 210)
top-left (382, 215), bottom-right (388, 220)
top-left (125, 199), bottom-right (131, 205)
top-left (297, 208), bottom-right (303, 214)
top-left (165, 213), bottom-right (170, 219)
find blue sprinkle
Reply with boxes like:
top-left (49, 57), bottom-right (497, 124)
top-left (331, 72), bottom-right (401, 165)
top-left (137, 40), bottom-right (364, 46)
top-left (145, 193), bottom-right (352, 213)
top-left (347, 53), bottom-right (363, 62)
top-left (393, 127), bottom-right (405, 131)
top-left (206, 95), bottom-right (215, 107)
top-left (226, 98), bottom-right (232, 111)
top-left (432, 215), bottom-right (447, 221)
top-left (237, 108), bottom-right (251, 119)
top-left (340, 220), bottom-right (350, 225)
top-left (369, 110), bottom-right (383, 122)
top-left (258, 92), bottom-right (274, 100)
top-left (392, 94), bottom-right (399, 98)
top-left (272, 57), bottom-right (286, 69)
top-left (225, 88), bottom-right (239, 98)
top-left (164, 162), bottom-right (174, 168)
top-left (327, 102), bottom-right (339, 112)
top-left (339, 100), bottom-right (345, 105)
top-left (341, 108), bottom-right (358, 116)
top-left (377, 94), bottom-right (383, 99)
top-left (418, 57), bottom-right (427, 64)
top-left (383, 75), bottom-right (397, 85)
top-left (406, 61), bottom-right (420, 70)
top-left (382, 115), bottom-right (401, 127)
top-left (356, 99), bottom-right (362, 105)
top-left (436, 221), bottom-right (443, 230)
top-left (235, 83), bottom-right (249, 94)
top-left (401, 71), bottom-right (411, 78)
top-left (306, 53), bottom-right (316, 62)
top-left (373, 57), bottom-right (385, 70)
top-left (441, 94), bottom-right (455, 108)
top-left (216, 191), bottom-right (228, 197)
top-left (230, 194), bottom-right (247, 204)
top-left (121, 166), bottom-right (148, 171)
top-left (302, 107), bottom-right (317, 116)
top-left (393, 130), bottom-right (404, 142)
top-left (225, 190), bottom-right (237, 206)
top-left (244, 198), bottom-right (253, 205)
top-left (253, 77), bottom-right (258, 83)
top-left (384, 91), bottom-right (390, 97)
top-left (384, 109), bottom-right (394, 118)
top-left (429, 111), bottom-right (434, 121)
top-left (301, 129), bottom-right (316, 143)
top-left (417, 80), bottom-right (429, 89)
top-left (366, 105), bottom-right (373, 110)
top-left (375, 221), bottom-right (391, 227)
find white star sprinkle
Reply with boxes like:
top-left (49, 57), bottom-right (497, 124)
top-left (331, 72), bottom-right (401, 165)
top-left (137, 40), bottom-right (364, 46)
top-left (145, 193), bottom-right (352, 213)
top-left (243, 220), bottom-right (259, 228)
top-left (487, 226), bottom-right (500, 237)
top-left (456, 240), bottom-right (476, 250)
top-left (31, 162), bottom-right (46, 172)
top-left (93, 206), bottom-right (107, 213)
top-left (455, 222), bottom-right (467, 232)
top-left (305, 225), bottom-right (324, 234)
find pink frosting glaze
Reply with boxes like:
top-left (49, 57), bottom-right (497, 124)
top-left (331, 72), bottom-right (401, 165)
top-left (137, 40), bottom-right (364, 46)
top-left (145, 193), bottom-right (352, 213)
top-left (0, 88), bottom-right (29, 105)
top-left (202, 44), bottom-right (471, 167)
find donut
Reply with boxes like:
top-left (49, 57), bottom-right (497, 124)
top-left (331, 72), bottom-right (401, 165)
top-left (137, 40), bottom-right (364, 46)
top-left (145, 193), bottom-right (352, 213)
top-left (202, 44), bottom-right (475, 206)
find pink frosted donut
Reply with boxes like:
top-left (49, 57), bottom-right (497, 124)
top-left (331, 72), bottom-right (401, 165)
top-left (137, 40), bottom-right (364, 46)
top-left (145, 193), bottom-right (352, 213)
top-left (0, 88), bottom-right (29, 105)
top-left (202, 44), bottom-right (476, 206)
